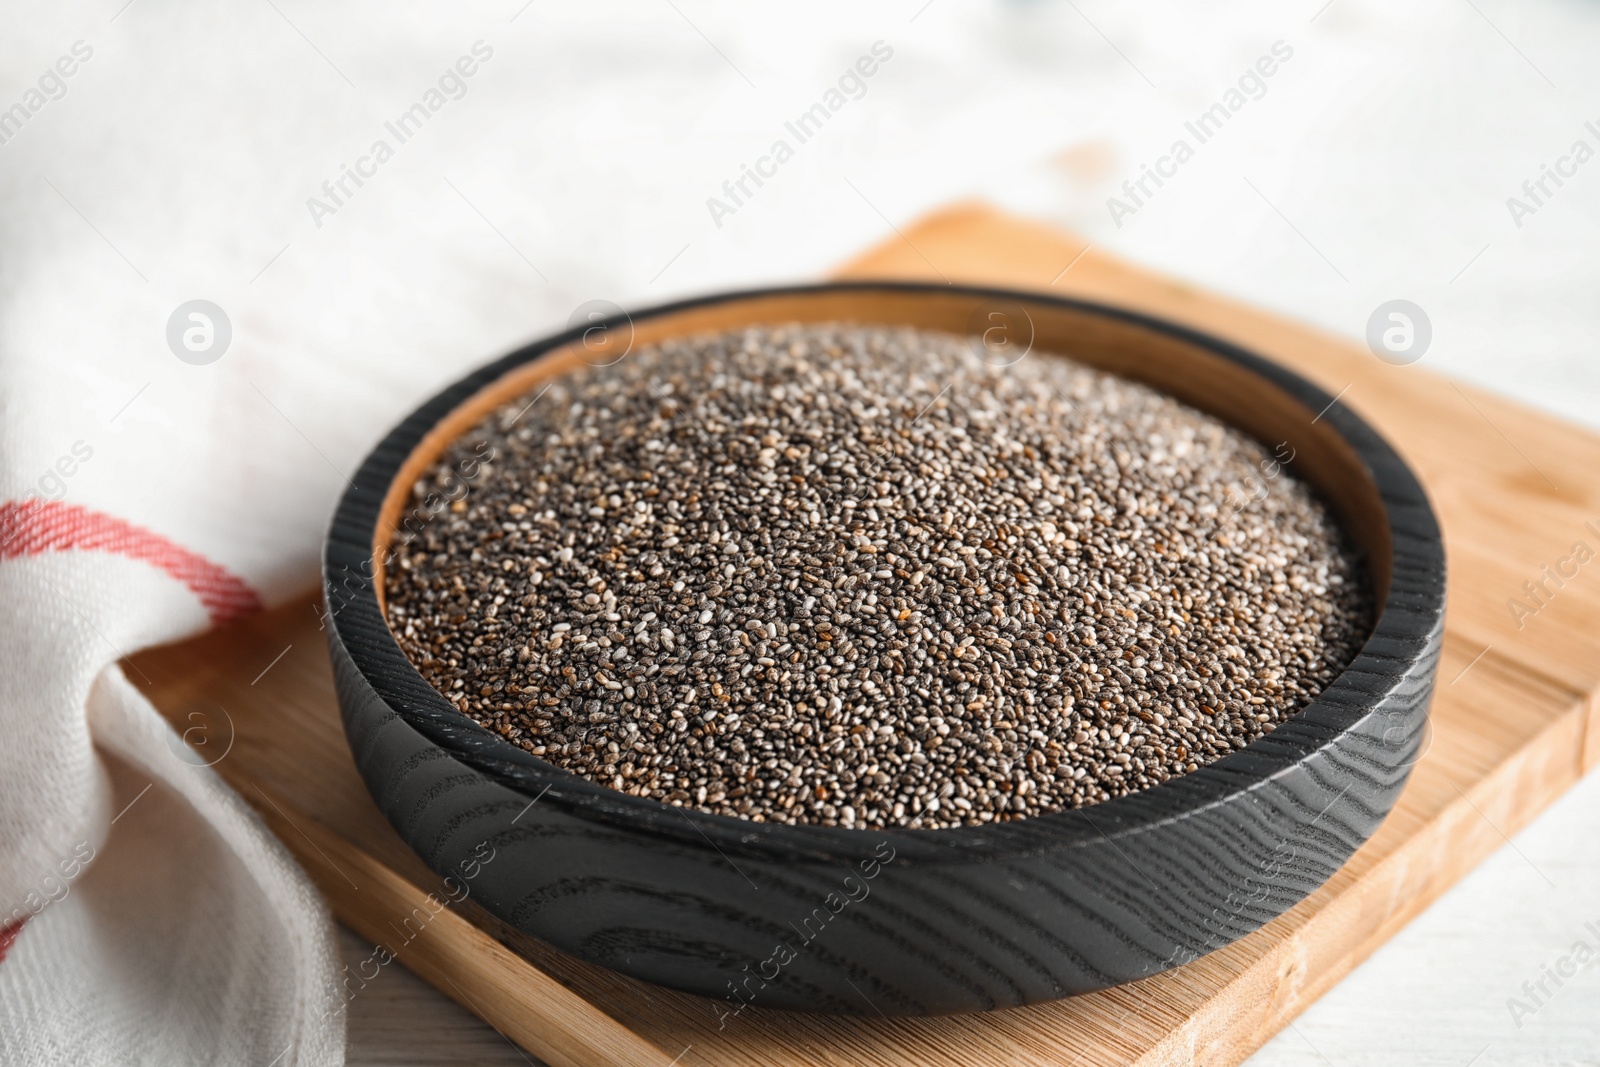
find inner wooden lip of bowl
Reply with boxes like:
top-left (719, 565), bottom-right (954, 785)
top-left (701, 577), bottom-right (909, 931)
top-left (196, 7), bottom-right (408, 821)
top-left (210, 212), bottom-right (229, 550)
top-left (371, 286), bottom-right (1389, 623)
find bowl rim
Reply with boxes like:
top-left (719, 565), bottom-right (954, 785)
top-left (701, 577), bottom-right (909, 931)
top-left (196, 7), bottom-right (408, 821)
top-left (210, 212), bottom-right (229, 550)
top-left (324, 280), bottom-right (1444, 865)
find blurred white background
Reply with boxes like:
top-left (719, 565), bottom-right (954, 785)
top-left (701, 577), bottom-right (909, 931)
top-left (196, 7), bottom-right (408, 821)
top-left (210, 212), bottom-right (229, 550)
top-left (3, 0), bottom-right (1597, 1063)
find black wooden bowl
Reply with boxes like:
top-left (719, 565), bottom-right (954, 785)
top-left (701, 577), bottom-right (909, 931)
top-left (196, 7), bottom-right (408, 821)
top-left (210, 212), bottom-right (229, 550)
top-left (324, 283), bottom-right (1445, 1016)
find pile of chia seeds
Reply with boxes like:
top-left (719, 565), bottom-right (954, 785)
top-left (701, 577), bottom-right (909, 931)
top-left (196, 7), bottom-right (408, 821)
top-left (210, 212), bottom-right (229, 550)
top-left (383, 324), bottom-right (1368, 830)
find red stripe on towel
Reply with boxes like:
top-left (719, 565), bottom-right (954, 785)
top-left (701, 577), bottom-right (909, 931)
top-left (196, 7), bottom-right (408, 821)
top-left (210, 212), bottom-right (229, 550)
top-left (0, 500), bottom-right (262, 625)
top-left (0, 919), bottom-right (23, 963)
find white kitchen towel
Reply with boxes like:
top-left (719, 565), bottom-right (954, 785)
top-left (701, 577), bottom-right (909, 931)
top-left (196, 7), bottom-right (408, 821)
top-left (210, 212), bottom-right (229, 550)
top-left (3, 1), bottom-right (1597, 1064)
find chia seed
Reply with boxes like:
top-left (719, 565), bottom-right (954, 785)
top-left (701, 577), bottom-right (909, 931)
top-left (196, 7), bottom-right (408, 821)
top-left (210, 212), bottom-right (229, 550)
top-left (383, 324), bottom-right (1368, 829)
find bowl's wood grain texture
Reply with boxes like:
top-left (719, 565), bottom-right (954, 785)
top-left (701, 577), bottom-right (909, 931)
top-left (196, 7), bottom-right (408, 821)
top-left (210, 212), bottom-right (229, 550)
top-left (133, 205), bottom-right (1600, 1067)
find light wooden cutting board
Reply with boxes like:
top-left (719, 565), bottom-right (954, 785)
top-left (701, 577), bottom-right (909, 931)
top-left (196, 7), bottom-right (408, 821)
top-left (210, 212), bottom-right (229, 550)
top-left (133, 203), bottom-right (1600, 1067)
